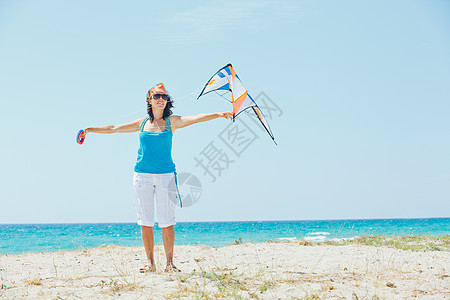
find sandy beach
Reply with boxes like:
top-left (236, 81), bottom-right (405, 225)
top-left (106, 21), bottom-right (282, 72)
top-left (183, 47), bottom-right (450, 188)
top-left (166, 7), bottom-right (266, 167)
top-left (1, 241), bottom-right (449, 299)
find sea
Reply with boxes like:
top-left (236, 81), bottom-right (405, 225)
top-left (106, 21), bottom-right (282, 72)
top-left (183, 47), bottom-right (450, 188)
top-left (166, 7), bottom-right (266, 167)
top-left (0, 218), bottom-right (448, 255)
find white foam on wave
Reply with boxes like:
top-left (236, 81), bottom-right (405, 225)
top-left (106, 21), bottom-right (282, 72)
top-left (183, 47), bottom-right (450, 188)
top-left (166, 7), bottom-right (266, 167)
top-left (277, 237), bottom-right (298, 241)
top-left (309, 232), bottom-right (330, 236)
top-left (304, 235), bottom-right (327, 242)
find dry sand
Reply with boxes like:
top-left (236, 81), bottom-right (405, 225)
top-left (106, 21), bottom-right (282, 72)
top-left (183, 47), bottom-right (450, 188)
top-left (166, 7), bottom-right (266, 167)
top-left (0, 242), bottom-right (449, 299)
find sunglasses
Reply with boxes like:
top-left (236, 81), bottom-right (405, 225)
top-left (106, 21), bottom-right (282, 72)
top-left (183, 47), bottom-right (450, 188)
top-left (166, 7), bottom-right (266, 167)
top-left (152, 93), bottom-right (169, 101)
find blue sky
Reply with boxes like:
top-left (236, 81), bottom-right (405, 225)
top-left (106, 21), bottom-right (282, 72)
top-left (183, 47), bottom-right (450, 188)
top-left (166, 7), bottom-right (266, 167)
top-left (1, 0), bottom-right (449, 224)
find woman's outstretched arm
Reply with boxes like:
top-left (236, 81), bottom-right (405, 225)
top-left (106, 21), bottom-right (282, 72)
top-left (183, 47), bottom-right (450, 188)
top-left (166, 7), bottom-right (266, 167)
top-left (81, 118), bottom-right (145, 139)
top-left (171, 112), bottom-right (233, 132)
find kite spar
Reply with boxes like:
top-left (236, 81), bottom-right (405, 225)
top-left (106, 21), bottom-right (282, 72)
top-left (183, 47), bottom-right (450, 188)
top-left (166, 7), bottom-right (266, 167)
top-left (197, 64), bottom-right (277, 144)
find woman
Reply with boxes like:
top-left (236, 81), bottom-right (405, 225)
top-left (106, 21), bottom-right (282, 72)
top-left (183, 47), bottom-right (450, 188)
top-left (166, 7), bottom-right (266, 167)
top-left (80, 83), bottom-right (232, 272)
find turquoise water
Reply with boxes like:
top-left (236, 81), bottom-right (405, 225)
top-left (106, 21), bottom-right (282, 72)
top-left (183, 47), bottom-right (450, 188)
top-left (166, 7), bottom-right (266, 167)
top-left (0, 218), bottom-right (448, 254)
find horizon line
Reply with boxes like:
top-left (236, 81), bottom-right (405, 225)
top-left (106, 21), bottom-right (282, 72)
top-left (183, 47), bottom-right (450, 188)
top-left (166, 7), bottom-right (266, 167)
top-left (1, 216), bottom-right (449, 226)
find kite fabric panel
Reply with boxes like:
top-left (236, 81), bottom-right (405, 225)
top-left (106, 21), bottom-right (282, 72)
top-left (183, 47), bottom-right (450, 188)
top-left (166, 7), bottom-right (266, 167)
top-left (197, 63), bottom-right (276, 144)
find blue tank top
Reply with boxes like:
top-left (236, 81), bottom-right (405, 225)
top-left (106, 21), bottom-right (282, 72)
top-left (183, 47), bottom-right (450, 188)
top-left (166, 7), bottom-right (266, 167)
top-left (134, 117), bottom-right (176, 174)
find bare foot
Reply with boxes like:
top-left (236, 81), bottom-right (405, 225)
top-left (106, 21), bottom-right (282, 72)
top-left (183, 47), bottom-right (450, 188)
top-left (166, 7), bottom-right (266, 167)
top-left (165, 263), bottom-right (181, 272)
top-left (139, 264), bottom-right (156, 273)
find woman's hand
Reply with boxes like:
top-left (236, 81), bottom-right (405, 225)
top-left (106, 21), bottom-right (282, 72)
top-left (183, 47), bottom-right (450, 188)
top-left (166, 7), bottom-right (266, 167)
top-left (80, 129), bottom-right (88, 139)
top-left (219, 111), bottom-right (233, 120)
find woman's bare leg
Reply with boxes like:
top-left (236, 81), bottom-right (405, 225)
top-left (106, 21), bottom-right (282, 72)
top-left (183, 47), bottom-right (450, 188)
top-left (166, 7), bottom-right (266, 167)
top-left (141, 225), bottom-right (155, 269)
top-left (162, 225), bottom-right (176, 268)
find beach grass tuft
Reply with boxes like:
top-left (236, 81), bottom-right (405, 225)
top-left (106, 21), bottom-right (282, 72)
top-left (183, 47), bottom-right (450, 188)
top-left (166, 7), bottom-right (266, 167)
top-left (100, 277), bottom-right (142, 295)
top-left (301, 292), bottom-right (321, 299)
top-left (24, 278), bottom-right (42, 286)
top-left (321, 281), bottom-right (335, 291)
top-left (324, 235), bottom-right (450, 251)
top-left (258, 280), bottom-right (276, 293)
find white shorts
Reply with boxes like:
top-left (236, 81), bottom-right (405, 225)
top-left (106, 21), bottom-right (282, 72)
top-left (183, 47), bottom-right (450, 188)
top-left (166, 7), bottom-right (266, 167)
top-left (132, 172), bottom-right (180, 228)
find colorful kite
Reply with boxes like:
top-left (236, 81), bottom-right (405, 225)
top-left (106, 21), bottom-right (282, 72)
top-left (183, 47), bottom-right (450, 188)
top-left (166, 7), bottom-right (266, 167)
top-left (197, 63), bottom-right (276, 144)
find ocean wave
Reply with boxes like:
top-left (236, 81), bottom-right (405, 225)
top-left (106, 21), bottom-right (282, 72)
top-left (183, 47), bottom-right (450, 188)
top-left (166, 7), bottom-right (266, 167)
top-left (304, 235), bottom-right (327, 242)
top-left (277, 237), bottom-right (298, 241)
top-left (309, 232), bottom-right (330, 236)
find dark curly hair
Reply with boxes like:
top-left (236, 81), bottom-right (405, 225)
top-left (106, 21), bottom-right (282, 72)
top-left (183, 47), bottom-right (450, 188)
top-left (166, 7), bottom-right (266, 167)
top-left (146, 89), bottom-right (174, 122)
